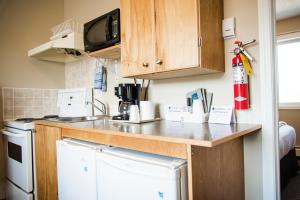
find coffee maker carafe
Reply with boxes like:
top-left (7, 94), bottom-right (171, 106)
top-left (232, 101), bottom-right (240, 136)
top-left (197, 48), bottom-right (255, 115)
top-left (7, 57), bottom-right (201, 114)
top-left (112, 83), bottom-right (141, 120)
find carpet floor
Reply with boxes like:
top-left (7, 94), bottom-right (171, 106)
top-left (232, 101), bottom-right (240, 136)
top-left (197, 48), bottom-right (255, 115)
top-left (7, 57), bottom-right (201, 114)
top-left (282, 172), bottom-right (300, 200)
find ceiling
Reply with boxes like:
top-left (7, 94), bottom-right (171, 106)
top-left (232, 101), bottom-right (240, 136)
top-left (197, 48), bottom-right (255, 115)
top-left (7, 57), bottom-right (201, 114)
top-left (276, 0), bottom-right (300, 20)
top-left (0, 0), bottom-right (298, 21)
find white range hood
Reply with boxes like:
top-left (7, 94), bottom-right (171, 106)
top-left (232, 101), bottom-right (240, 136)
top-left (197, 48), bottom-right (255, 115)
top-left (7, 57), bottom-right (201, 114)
top-left (28, 32), bottom-right (86, 63)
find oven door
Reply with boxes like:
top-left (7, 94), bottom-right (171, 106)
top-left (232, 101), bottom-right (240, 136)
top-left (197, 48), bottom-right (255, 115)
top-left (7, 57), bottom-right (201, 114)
top-left (6, 180), bottom-right (33, 200)
top-left (2, 128), bottom-right (33, 193)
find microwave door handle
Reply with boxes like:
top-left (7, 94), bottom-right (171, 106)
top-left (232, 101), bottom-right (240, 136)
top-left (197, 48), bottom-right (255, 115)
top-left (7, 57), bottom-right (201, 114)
top-left (105, 16), bottom-right (112, 40)
top-left (2, 130), bottom-right (27, 138)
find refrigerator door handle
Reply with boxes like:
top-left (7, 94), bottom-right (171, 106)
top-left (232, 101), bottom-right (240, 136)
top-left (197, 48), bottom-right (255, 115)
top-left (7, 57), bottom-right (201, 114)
top-left (57, 140), bottom-right (99, 151)
top-left (57, 139), bottom-right (105, 150)
top-left (97, 153), bottom-right (171, 177)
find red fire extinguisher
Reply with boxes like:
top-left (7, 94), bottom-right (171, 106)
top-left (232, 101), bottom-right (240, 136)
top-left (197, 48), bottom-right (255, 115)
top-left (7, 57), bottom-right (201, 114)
top-left (232, 40), bottom-right (256, 110)
top-left (232, 54), bottom-right (249, 110)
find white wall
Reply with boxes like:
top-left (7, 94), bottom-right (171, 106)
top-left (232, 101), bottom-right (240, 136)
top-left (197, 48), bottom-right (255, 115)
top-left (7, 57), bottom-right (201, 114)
top-left (64, 0), bottom-right (263, 199)
top-left (0, 0), bottom-right (65, 198)
top-left (64, 0), bottom-right (132, 115)
top-left (64, 0), bottom-right (261, 123)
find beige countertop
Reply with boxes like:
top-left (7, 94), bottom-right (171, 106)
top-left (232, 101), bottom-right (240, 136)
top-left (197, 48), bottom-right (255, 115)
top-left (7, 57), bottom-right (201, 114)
top-left (35, 119), bottom-right (261, 147)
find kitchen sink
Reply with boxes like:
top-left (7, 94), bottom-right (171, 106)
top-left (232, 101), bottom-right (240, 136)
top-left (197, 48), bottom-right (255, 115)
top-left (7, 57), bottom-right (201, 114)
top-left (47, 115), bottom-right (108, 123)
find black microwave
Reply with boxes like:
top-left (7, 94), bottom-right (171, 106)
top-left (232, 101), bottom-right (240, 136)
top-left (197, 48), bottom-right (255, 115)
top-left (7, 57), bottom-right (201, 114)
top-left (84, 9), bottom-right (120, 52)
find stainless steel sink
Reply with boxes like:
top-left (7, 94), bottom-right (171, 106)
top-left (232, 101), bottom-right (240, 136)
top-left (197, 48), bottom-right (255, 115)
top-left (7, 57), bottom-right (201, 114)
top-left (47, 115), bottom-right (108, 123)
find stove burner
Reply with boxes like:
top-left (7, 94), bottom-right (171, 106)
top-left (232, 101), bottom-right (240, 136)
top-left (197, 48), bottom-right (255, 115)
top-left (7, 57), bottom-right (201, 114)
top-left (15, 118), bottom-right (37, 123)
top-left (43, 115), bottom-right (59, 119)
top-left (15, 115), bottom-right (59, 123)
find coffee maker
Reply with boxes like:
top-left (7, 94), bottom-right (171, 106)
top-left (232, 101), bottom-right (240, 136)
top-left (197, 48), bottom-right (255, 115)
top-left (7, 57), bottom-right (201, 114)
top-left (112, 83), bottom-right (141, 120)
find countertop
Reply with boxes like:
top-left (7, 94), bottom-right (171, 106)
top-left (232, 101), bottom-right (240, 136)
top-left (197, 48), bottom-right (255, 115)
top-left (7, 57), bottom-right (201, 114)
top-left (35, 119), bottom-right (261, 147)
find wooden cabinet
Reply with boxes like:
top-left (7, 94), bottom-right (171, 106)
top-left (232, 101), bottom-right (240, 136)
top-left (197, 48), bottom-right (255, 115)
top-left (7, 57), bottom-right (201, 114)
top-left (120, 0), bottom-right (156, 77)
top-left (33, 121), bottom-right (260, 200)
top-left (120, 0), bottom-right (224, 79)
top-left (35, 125), bottom-right (61, 200)
top-left (155, 0), bottom-right (199, 72)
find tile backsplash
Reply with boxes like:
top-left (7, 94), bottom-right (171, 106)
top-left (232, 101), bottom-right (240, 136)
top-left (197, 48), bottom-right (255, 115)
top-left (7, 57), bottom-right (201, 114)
top-left (65, 57), bottom-right (122, 89)
top-left (65, 57), bottom-right (133, 116)
top-left (2, 87), bottom-right (59, 120)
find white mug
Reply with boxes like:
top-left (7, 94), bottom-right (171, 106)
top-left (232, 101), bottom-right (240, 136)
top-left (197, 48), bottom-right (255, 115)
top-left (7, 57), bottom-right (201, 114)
top-left (129, 105), bottom-right (140, 122)
top-left (139, 101), bottom-right (155, 121)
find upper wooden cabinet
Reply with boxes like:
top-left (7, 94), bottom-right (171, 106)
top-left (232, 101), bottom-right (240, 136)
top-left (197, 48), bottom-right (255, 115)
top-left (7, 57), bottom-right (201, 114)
top-left (120, 0), bottom-right (156, 77)
top-left (120, 0), bottom-right (224, 79)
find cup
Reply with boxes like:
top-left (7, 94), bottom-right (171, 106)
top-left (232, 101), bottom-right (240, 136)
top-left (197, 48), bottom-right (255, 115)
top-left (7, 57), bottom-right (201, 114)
top-left (139, 101), bottom-right (155, 121)
top-left (129, 105), bottom-right (140, 122)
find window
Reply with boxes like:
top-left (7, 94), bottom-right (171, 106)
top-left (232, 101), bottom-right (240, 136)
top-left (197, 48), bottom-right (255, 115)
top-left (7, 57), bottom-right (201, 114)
top-left (278, 39), bottom-right (300, 106)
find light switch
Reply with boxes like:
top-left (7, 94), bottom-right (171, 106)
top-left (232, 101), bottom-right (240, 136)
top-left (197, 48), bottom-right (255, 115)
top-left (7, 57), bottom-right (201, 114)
top-left (222, 17), bottom-right (236, 39)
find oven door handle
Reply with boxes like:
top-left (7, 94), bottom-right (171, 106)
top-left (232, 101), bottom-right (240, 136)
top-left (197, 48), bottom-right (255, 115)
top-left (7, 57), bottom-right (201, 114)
top-left (2, 130), bottom-right (27, 138)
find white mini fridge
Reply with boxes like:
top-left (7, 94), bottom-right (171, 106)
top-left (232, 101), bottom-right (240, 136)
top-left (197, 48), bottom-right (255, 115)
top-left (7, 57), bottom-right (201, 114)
top-left (96, 147), bottom-right (188, 200)
top-left (56, 139), bottom-right (107, 200)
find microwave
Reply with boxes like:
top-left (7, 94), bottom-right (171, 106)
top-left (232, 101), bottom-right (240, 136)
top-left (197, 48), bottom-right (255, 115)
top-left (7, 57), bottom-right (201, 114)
top-left (84, 9), bottom-right (120, 52)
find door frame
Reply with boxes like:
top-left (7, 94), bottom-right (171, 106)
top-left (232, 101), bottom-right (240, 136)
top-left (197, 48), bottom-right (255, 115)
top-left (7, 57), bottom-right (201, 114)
top-left (258, 0), bottom-right (281, 199)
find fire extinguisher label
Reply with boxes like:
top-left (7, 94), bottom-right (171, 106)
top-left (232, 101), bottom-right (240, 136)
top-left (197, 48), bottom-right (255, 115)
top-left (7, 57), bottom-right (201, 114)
top-left (234, 96), bottom-right (247, 102)
top-left (233, 64), bottom-right (248, 84)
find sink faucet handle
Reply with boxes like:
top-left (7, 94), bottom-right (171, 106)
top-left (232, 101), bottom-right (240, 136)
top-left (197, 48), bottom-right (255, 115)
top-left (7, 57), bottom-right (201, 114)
top-left (85, 100), bottom-right (106, 116)
top-left (94, 98), bottom-right (107, 115)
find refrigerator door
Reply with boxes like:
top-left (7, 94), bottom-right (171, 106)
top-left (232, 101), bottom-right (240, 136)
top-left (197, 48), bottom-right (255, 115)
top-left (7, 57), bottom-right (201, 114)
top-left (96, 148), bottom-right (187, 200)
top-left (6, 180), bottom-right (33, 200)
top-left (56, 139), bottom-right (104, 200)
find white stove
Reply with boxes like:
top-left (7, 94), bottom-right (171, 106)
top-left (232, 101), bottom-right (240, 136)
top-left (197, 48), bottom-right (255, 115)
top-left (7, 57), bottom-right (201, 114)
top-left (4, 120), bottom-right (35, 131)
top-left (4, 115), bottom-right (59, 130)
top-left (2, 116), bottom-right (57, 200)
top-left (2, 122), bottom-right (35, 200)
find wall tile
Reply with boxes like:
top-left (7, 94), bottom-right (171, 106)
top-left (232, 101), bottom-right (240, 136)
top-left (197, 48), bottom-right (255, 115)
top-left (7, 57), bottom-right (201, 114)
top-left (24, 89), bottom-right (34, 98)
top-left (32, 107), bottom-right (43, 118)
top-left (24, 107), bottom-right (33, 117)
top-left (33, 89), bottom-right (43, 98)
top-left (14, 107), bottom-right (24, 118)
top-left (43, 90), bottom-right (52, 98)
top-left (49, 90), bottom-right (58, 98)
top-left (33, 98), bottom-right (43, 106)
top-left (24, 98), bottom-right (34, 107)
top-left (14, 98), bottom-right (25, 107)
top-left (2, 87), bottom-right (60, 120)
top-left (3, 88), bottom-right (13, 98)
top-left (4, 98), bottom-right (13, 108)
top-left (4, 108), bottom-right (13, 116)
top-left (14, 88), bottom-right (25, 98)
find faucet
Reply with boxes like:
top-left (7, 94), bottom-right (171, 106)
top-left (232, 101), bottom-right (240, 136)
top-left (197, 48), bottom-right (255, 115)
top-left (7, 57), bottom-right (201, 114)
top-left (86, 100), bottom-right (106, 116)
top-left (86, 88), bottom-right (107, 116)
top-left (94, 98), bottom-right (107, 115)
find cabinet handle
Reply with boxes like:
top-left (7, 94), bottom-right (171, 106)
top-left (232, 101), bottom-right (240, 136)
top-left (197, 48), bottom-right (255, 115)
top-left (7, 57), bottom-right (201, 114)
top-left (156, 59), bottom-right (163, 65)
top-left (142, 62), bottom-right (149, 67)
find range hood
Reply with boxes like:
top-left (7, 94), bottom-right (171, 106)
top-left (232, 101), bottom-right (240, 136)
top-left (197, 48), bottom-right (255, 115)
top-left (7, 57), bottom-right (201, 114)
top-left (28, 32), bottom-right (86, 63)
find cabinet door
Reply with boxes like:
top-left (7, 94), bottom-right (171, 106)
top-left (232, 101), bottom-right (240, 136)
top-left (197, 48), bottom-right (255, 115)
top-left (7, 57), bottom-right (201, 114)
top-left (120, 0), bottom-right (156, 76)
top-left (155, 0), bottom-right (199, 72)
top-left (35, 125), bottom-right (61, 200)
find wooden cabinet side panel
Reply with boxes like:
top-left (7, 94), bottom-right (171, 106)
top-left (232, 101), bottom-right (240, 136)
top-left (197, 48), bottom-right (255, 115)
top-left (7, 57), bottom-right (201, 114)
top-left (199, 0), bottom-right (224, 72)
top-left (191, 138), bottom-right (244, 200)
top-left (155, 0), bottom-right (199, 71)
top-left (120, 0), bottom-right (156, 76)
top-left (45, 126), bottom-right (61, 200)
top-left (35, 125), bottom-right (47, 200)
top-left (35, 125), bottom-right (61, 200)
top-left (187, 145), bottom-right (194, 200)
